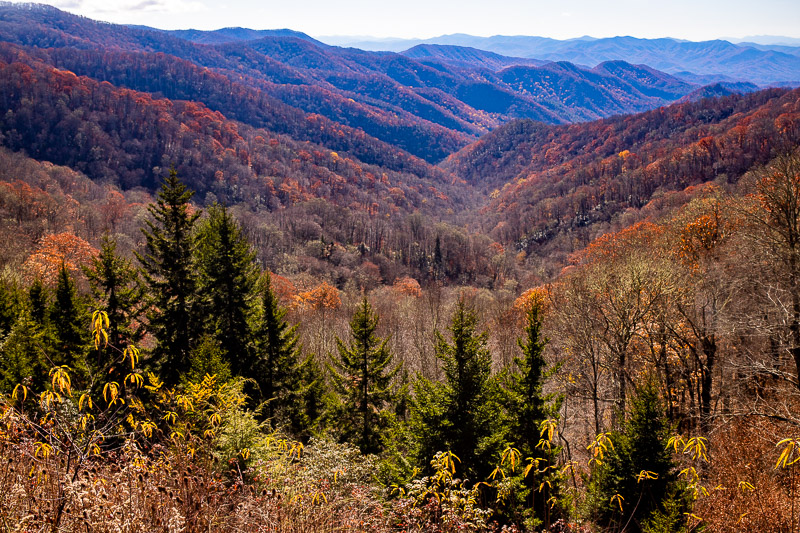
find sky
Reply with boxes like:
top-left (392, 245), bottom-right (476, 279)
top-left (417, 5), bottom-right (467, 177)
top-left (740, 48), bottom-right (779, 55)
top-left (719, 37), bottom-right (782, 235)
top-left (21, 0), bottom-right (800, 41)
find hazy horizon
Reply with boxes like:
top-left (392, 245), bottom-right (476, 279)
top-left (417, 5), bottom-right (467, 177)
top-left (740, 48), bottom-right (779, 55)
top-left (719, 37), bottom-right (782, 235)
top-left (8, 0), bottom-right (800, 42)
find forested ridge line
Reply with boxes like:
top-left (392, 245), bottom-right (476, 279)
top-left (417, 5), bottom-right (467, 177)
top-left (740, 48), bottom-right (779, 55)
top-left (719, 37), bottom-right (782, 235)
top-left (1, 150), bottom-right (800, 530)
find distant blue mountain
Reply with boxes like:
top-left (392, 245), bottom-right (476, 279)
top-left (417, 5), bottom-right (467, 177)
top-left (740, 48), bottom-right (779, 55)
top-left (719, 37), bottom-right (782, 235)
top-left (677, 82), bottom-right (761, 103)
top-left (162, 27), bottom-right (327, 46)
top-left (323, 34), bottom-right (800, 85)
top-left (403, 44), bottom-right (547, 70)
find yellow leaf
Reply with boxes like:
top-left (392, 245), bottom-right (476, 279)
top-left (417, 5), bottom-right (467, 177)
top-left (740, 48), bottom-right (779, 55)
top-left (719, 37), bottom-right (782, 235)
top-left (123, 345), bottom-right (140, 370)
top-left (103, 382), bottom-right (119, 404)
top-left (489, 466), bottom-right (505, 480)
top-left (78, 393), bottom-right (93, 411)
top-left (637, 470), bottom-right (659, 483)
top-left (12, 384), bottom-right (27, 402)
top-left (92, 310), bottom-right (109, 350)
top-left (34, 442), bottom-right (52, 459)
top-left (610, 493), bottom-right (624, 512)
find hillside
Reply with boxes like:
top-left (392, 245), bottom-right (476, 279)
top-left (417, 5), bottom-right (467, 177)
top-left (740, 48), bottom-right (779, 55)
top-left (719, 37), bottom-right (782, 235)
top-left (0, 42), bottom-right (447, 180)
top-left (3, 5), bottom-right (800, 533)
top-left (0, 56), bottom-right (467, 216)
top-left (444, 87), bottom-right (800, 254)
top-left (163, 27), bottom-right (325, 45)
top-left (402, 43), bottom-right (547, 70)
top-left (334, 34), bottom-right (800, 85)
top-left (0, 3), bottom-right (713, 165)
top-left (1, 4), bottom-right (799, 282)
top-left (1, 6), bottom-right (798, 283)
top-left (677, 81), bottom-right (760, 102)
top-left (495, 60), bottom-right (693, 121)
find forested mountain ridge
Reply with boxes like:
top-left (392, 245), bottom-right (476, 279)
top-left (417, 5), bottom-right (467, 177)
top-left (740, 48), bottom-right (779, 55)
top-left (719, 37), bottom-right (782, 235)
top-left (4, 4), bottom-right (800, 533)
top-left (0, 42), bottom-right (447, 180)
top-left (0, 51), bottom-right (469, 220)
top-left (335, 33), bottom-right (800, 85)
top-left (1, 11), bottom-right (799, 286)
top-left (163, 27), bottom-right (326, 46)
top-left (0, 2), bottom-right (740, 166)
top-left (402, 43), bottom-right (548, 70)
top-left (444, 87), bottom-right (800, 259)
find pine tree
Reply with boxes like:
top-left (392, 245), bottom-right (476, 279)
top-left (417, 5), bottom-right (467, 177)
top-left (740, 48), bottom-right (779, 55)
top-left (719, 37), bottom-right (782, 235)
top-left (433, 235), bottom-right (443, 280)
top-left (84, 235), bottom-right (145, 367)
top-left (329, 297), bottom-right (399, 454)
top-left (503, 300), bottom-right (563, 525)
top-left (0, 311), bottom-right (45, 393)
top-left (137, 170), bottom-right (200, 384)
top-left (593, 379), bottom-right (683, 532)
top-left (49, 264), bottom-right (89, 381)
top-left (294, 352), bottom-right (327, 440)
top-left (0, 280), bottom-right (17, 338)
top-left (1, 281), bottom-right (50, 392)
top-left (195, 204), bottom-right (258, 374)
top-left (412, 298), bottom-right (503, 478)
top-left (28, 279), bottom-right (48, 326)
top-left (185, 334), bottom-right (231, 384)
top-left (253, 273), bottom-right (303, 427)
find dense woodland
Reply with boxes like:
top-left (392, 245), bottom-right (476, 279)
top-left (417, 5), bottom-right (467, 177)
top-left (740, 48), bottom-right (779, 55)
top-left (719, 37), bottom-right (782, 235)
top-left (0, 3), bottom-right (741, 166)
top-left (3, 150), bottom-right (800, 532)
top-left (4, 3), bottom-right (800, 532)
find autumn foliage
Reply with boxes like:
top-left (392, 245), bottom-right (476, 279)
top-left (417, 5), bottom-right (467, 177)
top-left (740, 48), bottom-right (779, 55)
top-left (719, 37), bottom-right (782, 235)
top-left (23, 232), bottom-right (98, 284)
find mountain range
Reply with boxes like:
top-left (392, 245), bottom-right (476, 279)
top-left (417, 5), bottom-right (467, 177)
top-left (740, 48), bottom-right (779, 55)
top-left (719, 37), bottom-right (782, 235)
top-left (326, 34), bottom-right (800, 86)
top-left (0, 2), bottom-right (799, 281)
top-left (0, 2), bottom-right (735, 166)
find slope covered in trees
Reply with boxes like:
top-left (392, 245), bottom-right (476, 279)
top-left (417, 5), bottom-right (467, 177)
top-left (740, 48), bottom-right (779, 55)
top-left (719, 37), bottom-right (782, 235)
top-left (343, 33), bottom-right (800, 85)
top-left (444, 87), bottom-right (800, 259)
top-left (0, 42), bottom-right (446, 179)
top-left (3, 13), bottom-right (800, 533)
top-left (4, 6), bottom-right (800, 528)
top-left (3, 151), bottom-right (800, 531)
top-left (0, 53), bottom-right (466, 216)
top-left (0, 3), bottom-right (716, 165)
top-left (402, 43), bottom-right (548, 70)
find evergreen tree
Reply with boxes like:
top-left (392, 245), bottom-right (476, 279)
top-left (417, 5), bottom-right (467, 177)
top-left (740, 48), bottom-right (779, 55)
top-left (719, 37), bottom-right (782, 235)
top-left (329, 297), bottom-right (399, 454)
top-left (433, 235), bottom-right (443, 280)
top-left (294, 352), bottom-right (327, 440)
top-left (196, 204), bottom-right (258, 374)
top-left (0, 312), bottom-right (45, 393)
top-left (184, 334), bottom-right (232, 384)
top-left (593, 379), bottom-right (684, 532)
top-left (411, 298), bottom-right (503, 478)
top-left (253, 273), bottom-right (303, 427)
top-left (84, 235), bottom-right (145, 368)
top-left (503, 301), bottom-right (563, 526)
top-left (0, 282), bottom-right (50, 392)
top-left (48, 264), bottom-right (89, 380)
top-left (28, 279), bottom-right (48, 326)
top-left (137, 170), bottom-right (200, 384)
top-left (0, 280), bottom-right (18, 338)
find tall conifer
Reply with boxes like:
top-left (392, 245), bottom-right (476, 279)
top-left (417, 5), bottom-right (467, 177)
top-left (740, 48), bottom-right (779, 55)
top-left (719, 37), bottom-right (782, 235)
top-left (503, 300), bottom-right (563, 525)
top-left (195, 204), bottom-right (258, 374)
top-left (85, 236), bottom-right (145, 356)
top-left (254, 273), bottom-right (303, 425)
top-left (0, 312), bottom-right (44, 392)
top-left (593, 379), bottom-right (683, 532)
top-left (1, 280), bottom-right (52, 390)
top-left (49, 264), bottom-right (89, 382)
top-left (0, 280), bottom-right (17, 338)
top-left (28, 279), bottom-right (48, 326)
top-left (137, 170), bottom-right (200, 383)
top-left (412, 298), bottom-right (502, 478)
top-left (329, 297), bottom-right (398, 454)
